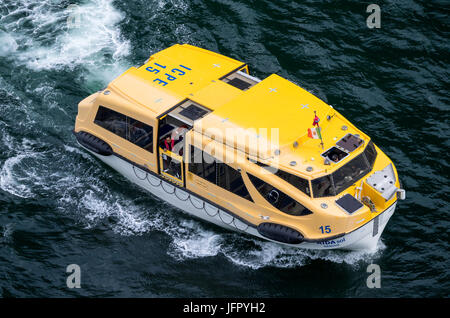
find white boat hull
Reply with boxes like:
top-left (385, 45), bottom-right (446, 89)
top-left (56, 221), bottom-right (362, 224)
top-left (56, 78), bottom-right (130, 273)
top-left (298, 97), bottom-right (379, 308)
top-left (84, 148), bottom-right (395, 251)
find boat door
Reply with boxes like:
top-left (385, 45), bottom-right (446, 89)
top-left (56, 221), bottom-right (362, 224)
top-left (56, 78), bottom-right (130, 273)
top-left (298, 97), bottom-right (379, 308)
top-left (159, 145), bottom-right (184, 186)
top-left (156, 100), bottom-right (212, 187)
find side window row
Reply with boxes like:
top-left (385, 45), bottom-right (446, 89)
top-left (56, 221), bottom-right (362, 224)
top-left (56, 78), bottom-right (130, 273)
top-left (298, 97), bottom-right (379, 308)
top-left (247, 173), bottom-right (313, 216)
top-left (189, 146), bottom-right (312, 216)
top-left (94, 106), bottom-right (154, 153)
top-left (254, 161), bottom-right (311, 197)
top-left (189, 146), bottom-right (253, 202)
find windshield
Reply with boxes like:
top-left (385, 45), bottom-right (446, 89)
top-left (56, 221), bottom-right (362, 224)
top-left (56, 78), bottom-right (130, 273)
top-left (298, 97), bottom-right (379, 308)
top-left (274, 169), bottom-right (311, 196)
top-left (364, 141), bottom-right (377, 167)
top-left (312, 142), bottom-right (377, 198)
top-left (332, 153), bottom-right (370, 194)
top-left (311, 175), bottom-right (335, 198)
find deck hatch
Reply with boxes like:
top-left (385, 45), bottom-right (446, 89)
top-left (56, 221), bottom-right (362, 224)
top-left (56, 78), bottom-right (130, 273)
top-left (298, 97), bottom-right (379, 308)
top-left (336, 133), bottom-right (364, 152)
top-left (335, 194), bottom-right (364, 214)
top-left (321, 146), bottom-right (348, 163)
top-left (179, 104), bottom-right (208, 121)
top-left (227, 77), bottom-right (253, 90)
top-left (221, 70), bottom-right (260, 91)
top-left (165, 100), bottom-right (212, 126)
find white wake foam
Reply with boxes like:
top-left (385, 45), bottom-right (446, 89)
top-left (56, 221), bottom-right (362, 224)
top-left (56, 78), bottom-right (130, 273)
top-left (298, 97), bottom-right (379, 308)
top-left (81, 189), bottom-right (153, 236)
top-left (0, 134), bottom-right (385, 270)
top-left (165, 222), bottom-right (386, 269)
top-left (0, 135), bottom-right (44, 199)
top-left (0, 30), bottom-right (18, 56)
top-left (0, 154), bottom-right (34, 198)
top-left (145, 206), bottom-right (386, 269)
top-left (1, 0), bottom-right (130, 85)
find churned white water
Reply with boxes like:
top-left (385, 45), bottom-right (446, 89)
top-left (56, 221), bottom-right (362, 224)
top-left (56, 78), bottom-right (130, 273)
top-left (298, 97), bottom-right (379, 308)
top-left (1, 0), bottom-right (130, 86)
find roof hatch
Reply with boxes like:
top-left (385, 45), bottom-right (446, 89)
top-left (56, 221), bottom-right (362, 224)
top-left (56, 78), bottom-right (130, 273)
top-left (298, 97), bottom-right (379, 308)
top-left (164, 100), bottom-right (211, 126)
top-left (221, 70), bottom-right (260, 91)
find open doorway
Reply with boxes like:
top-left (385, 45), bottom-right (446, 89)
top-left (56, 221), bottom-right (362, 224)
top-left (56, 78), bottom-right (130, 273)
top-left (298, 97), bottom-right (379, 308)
top-left (157, 100), bottom-right (211, 185)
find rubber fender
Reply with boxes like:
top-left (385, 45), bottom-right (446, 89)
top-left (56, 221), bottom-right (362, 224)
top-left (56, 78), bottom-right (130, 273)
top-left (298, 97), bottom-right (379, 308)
top-left (257, 222), bottom-right (304, 244)
top-left (75, 131), bottom-right (113, 156)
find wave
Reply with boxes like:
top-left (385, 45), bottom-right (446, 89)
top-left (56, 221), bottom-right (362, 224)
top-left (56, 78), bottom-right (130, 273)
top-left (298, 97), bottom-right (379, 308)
top-left (0, 153), bottom-right (35, 199)
top-left (80, 189), bottom-right (153, 236)
top-left (76, 188), bottom-right (385, 269)
top-left (0, 223), bottom-right (14, 244)
top-left (0, 133), bottom-right (44, 199)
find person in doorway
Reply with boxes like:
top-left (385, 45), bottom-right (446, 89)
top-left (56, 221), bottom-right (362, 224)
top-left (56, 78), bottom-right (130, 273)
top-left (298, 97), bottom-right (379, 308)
top-left (163, 135), bottom-right (175, 152)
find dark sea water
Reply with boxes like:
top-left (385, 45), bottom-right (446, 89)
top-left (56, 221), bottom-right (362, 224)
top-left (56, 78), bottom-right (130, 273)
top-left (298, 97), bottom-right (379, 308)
top-left (0, 0), bottom-right (448, 298)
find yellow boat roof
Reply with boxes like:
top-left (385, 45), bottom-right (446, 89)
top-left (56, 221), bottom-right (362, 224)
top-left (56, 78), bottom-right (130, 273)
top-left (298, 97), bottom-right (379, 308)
top-left (108, 44), bottom-right (245, 114)
top-left (196, 74), bottom-right (332, 152)
top-left (195, 74), bottom-right (369, 177)
top-left (105, 43), bottom-right (370, 177)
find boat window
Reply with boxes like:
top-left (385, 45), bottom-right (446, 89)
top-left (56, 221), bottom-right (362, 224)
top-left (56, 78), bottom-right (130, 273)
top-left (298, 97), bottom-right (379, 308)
top-left (158, 114), bottom-right (191, 157)
top-left (332, 153), bottom-right (370, 195)
top-left (202, 151), bottom-right (217, 184)
top-left (94, 106), bottom-right (127, 139)
top-left (189, 145), bottom-right (206, 177)
top-left (94, 106), bottom-right (154, 153)
top-left (128, 118), bottom-right (153, 153)
top-left (312, 144), bottom-right (375, 197)
top-left (311, 175), bottom-right (335, 198)
top-left (189, 146), bottom-right (253, 202)
top-left (179, 104), bottom-right (208, 121)
top-left (216, 161), bottom-right (227, 188)
top-left (216, 162), bottom-right (253, 201)
top-left (364, 141), bottom-right (377, 168)
top-left (247, 173), bottom-right (312, 216)
top-left (274, 170), bottom-right (311, 196)
top-left (163, 99), bottom-right (211, 126)
top-left (251, 161), bottom-right (311, 197)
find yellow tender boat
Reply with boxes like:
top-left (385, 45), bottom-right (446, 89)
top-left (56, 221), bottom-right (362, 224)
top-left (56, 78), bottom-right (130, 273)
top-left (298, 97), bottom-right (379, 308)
top-left (74, 44), bottom-right (406, 250)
